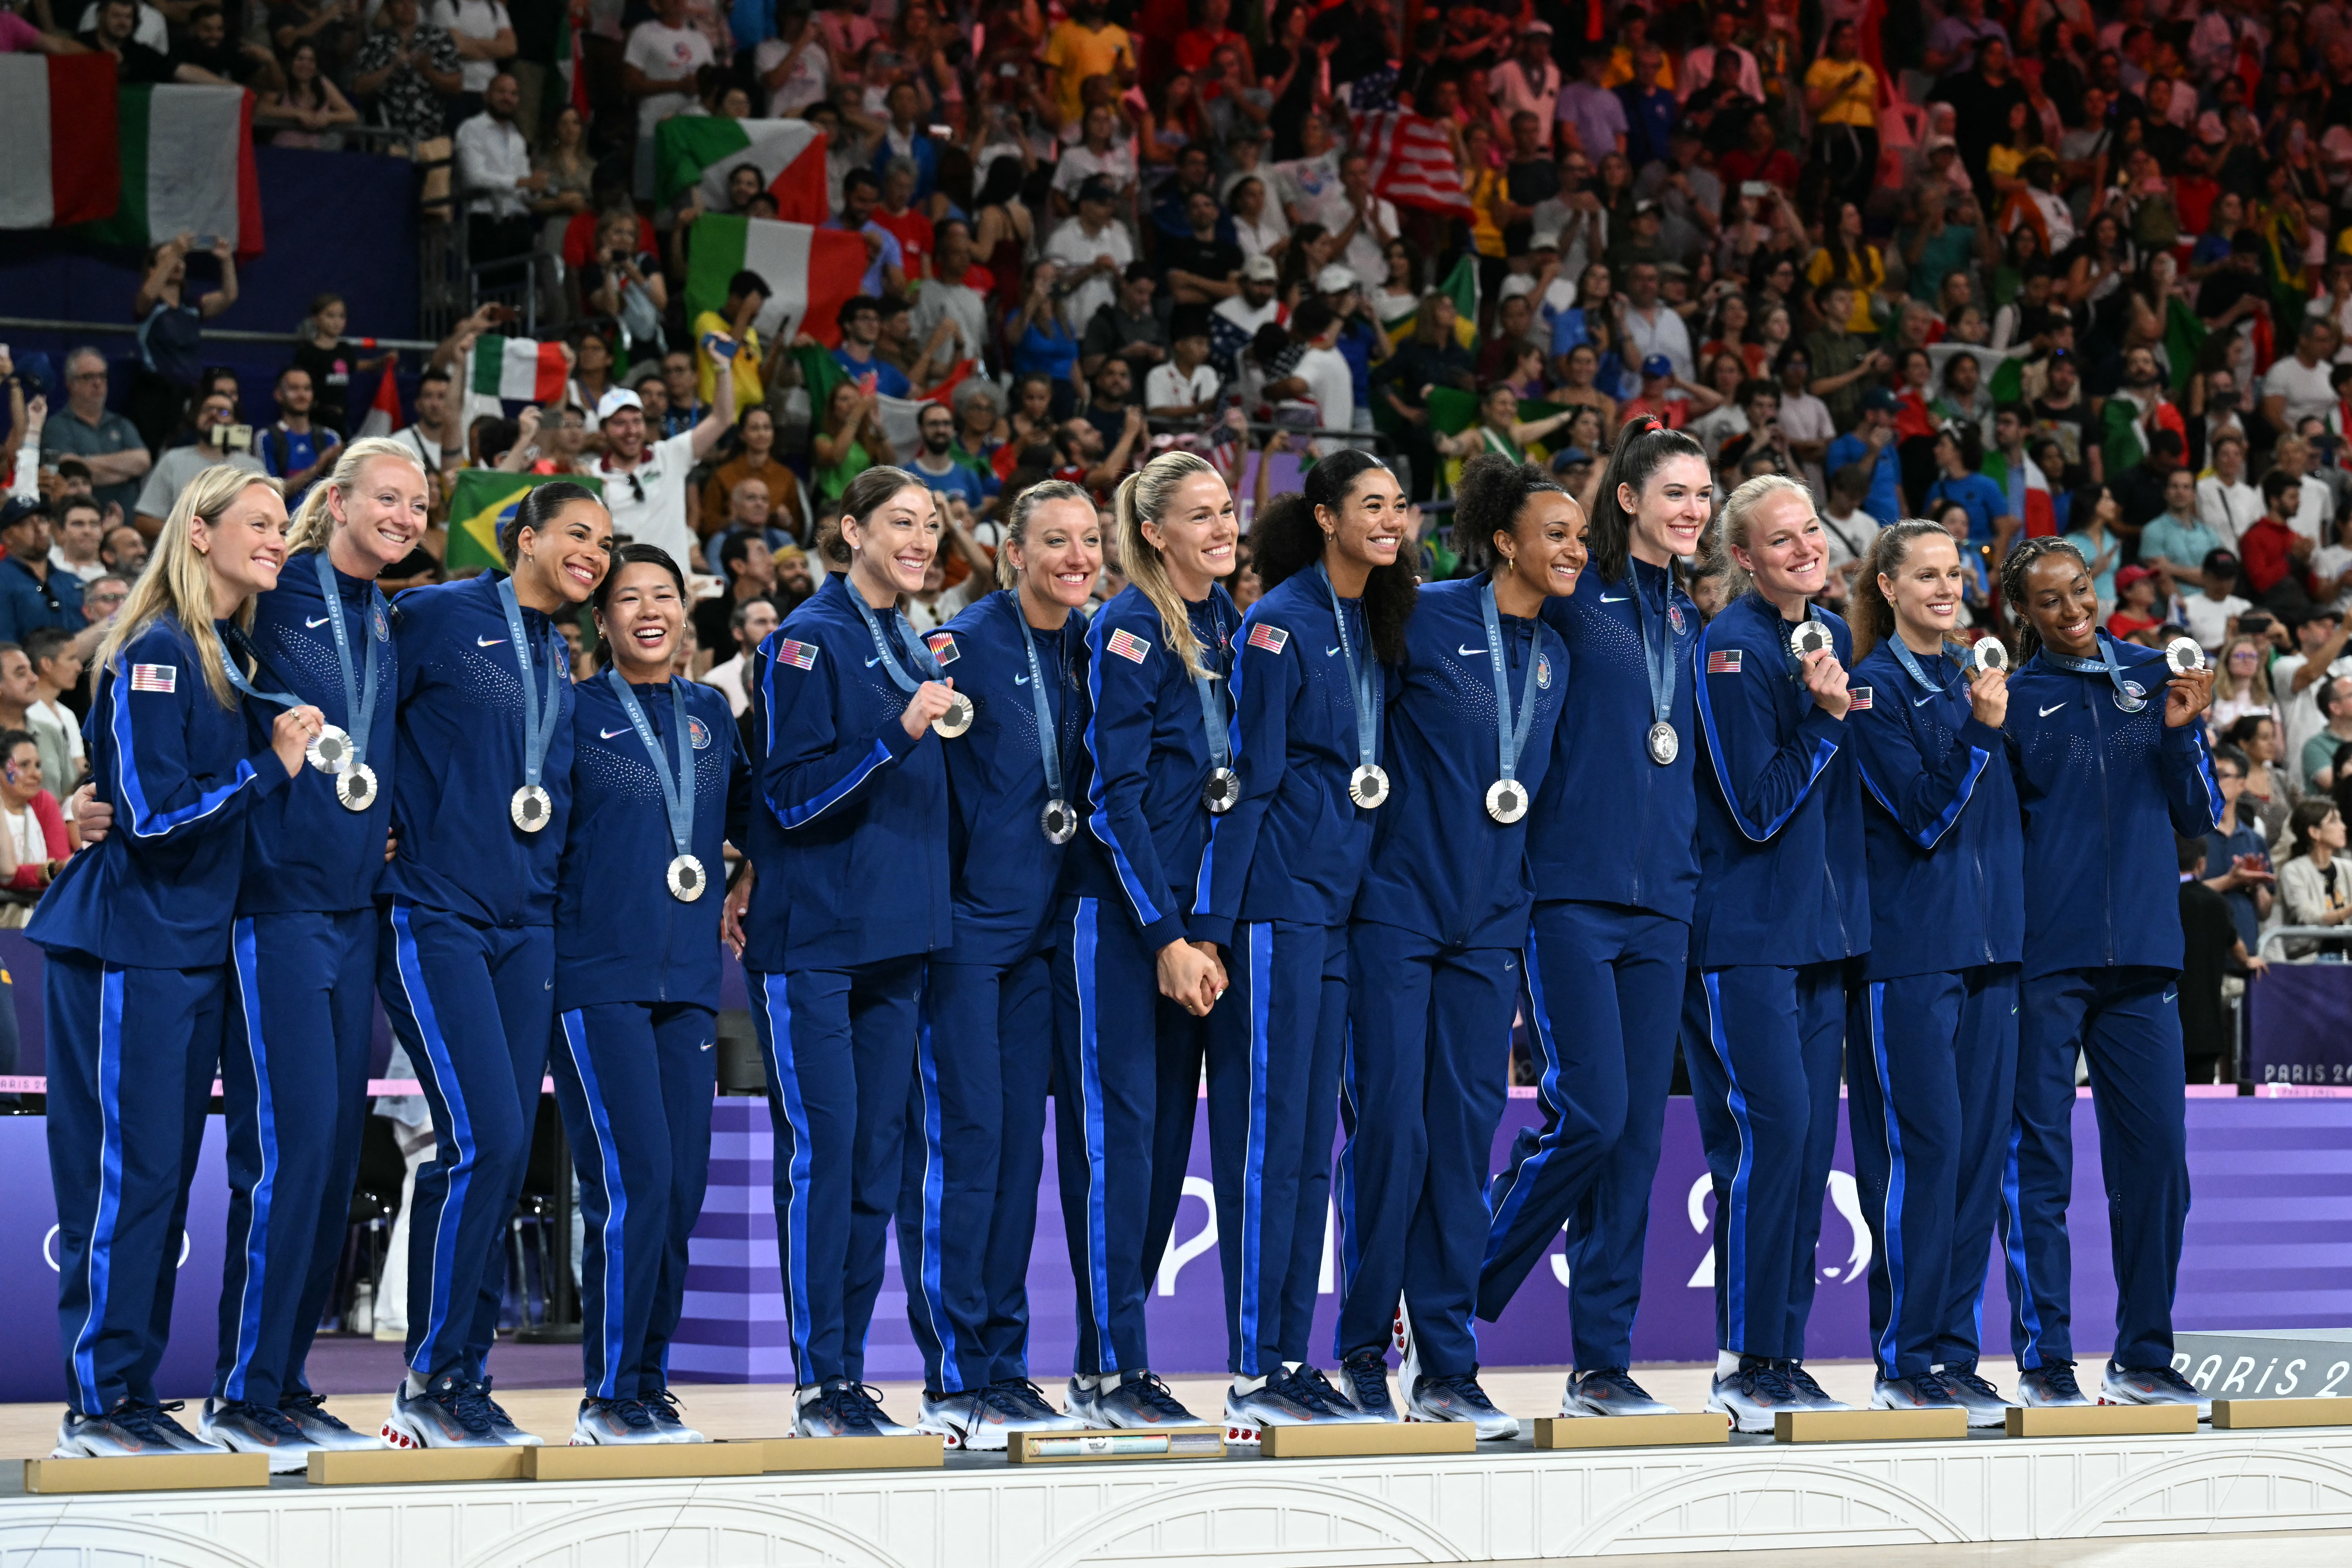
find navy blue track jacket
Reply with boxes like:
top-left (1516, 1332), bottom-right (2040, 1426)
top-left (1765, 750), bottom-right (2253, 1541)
top-left (30, 620), bottom-right (288, 968)
top-left (1690, 590), bottom-right (1870, 969)
top-left (1353, 575), bottom-right (1567, 950)
top-left (1847, 638), bottom-right (2024, 981)
top-left (377, 571), bottom-right (576, 928)
top-left (927, 590), bottom-right (1093, 968)
top-left (1192, 570), bottom-right (1379, 948)
top-left (742, 571), bottom-right (952, 973)
top-left (1065, 581), bottom-right (1238, 952)
top-left (556, 674), bottom-right (752, 1009)
top-left (235, 553), bottom-right (398, 916)
top-left (1528, 558), bottom-right (1701, 920)
top-left (2003, 638), bottom-right (2224, 979)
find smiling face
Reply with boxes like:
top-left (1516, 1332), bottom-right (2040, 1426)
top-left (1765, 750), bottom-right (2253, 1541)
top-left (1729, 487), bottom-right (1826, 603)
top-left (1321, 464), bottom-right (1409, 576)
top-left (1880, 530), bottom-right (1964, 643)
top-left (597, 559), bottom-right (686, 677)
top-left (1011, 496), bottom-right (1104, 611)
top-left (2022, 550), bottom-right (2100, 659)
top-left (1141, 471), bottom-right (1239, 594)
top-left (845, 484), bottom-right (942, 597)
top-left (516, 497), bottom-right (614, 605)
top-left (329, 454), bottom-right (430, 572)
top-left (1623, 453), bottom-right (1714, 565)
top-left (195, 483), bottom-right (292, 605)
top-left (1497, 489), bottom-right (1589, 599)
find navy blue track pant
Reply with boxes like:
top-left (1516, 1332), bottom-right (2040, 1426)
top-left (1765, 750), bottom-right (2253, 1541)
top-left (749, 957), bottom-right (921, 1388)
top-left (1479, 901), bottom-right (1686, 1370)
top-left (896, 954), bottom-right (1054, 1393)
top-left (47, 955), bottom-right (221, 1415)
top-left (216, 910), bottom-right (376, 1406)
top-left (2004, 965), bottom-right (2188, 1373)
top-left (1682, 961), bottom-right (1847, 1360)
top-left (1847, 964), bottom-right (2019, 1380)
top-left (552, 1002), bottom-right (717, 1402)
top-left (1050, 896), bottom-right (1214, 1376)
top-left (377, 901), bottom-right (555, 1385)
top-left (1206, 920), bottom-right (1346, 1377)
top-left (1334, 921), bottom-right (1517, 1379)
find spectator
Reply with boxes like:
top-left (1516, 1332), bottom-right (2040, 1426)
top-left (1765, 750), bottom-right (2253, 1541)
top-left (831, 296), bottom-right (910, 399)
top-left (700, 407), bottom-right (806, 542)
top-left (2225, 712), bottom-right (2294, 844)
top-left (0, 504), bottom-right (85, 649)
top-left (2141, 468), bottom-right (2228, 597)
top-left (351, 0), bottom-right (463, 146)
top-left (2210, 631), bottom-right (2277, 737)
top-left (79, 0), bottom-right (215, 82)
top-left (810, 379), bottom-right (895, 503)
top-left (2263, 316), bottom-right (2342, 439)
top-left (2198, 432), bottom-right (2261, 547)
top-left (2062, 483), bottom-right (2126, 608)
top-left (826, 168), bottom-right (908, 301)
top-left (911, 220), bottom-right (991, 370)
top-left (133, 389), bottom-right (266, 536)
top-left (590, 347), bottom-right (735, 569)
top-left (2241, 470), bottom-right (2318, 614)
top-left (2106, 563), bottom-right (2165, 640)
top-left (1823, 388), bottom-right (1904, 531)
top-left (689, 271), bottom-right (773, 414)
top-left (431, 0), bottom-right (514, 110)
top-left (1080, 263), bottom-right (1170, 387)
top-left (1815, 463), bottom-right (1883, 591)
top-left (1007, 261), bottom-right (1082, 409)
top-left (40, 349), bottom-right (149, 520)
top-left (2176, 834), bottom-right (2252, 1081)
top-left (1921, 425), bottom-right (2013, 549)
top-left (97, 519), bottom-right (146, 579)
top-left (2181, 552), bottom-right (2252, 655)
top-left (2278, 800), bottom-right (2352, 960)
top-left (2203, 743), bottom-right (2277, 958)
top-left (1045, 176), bottom-right (1135, 337)
top-left (127, 235), bottom-right (237, 453)
top-left (0, 727), bottom-right (71, 920)
top-left (1040, 0), bottom-right (1134, 126)
top-left (260, 365), bottom-right (340, 506)
top-left (907, 402), bottom-right (992, 518)
top-left (455, 71), bottom-right (541, 267)
top-left (45, 497), bottom-right (106, 590)
top-left (1305, 153), bottom-right (1397, 301)
top-left (701, 596), bottom-right (779, 720)
top-left (2302, 676), bottom-right (2352, 791)
top-left (1145, 307), bottom-right (1221, 424)
top-left (1805, 22), bottom-right (1880, 211)
top-left (2276, 607), bottom-right (2352, 791)
top-left (1558, 46), bottom-right (1629, 164)
top-left (19, 628), bottom-right (83, 797)
top-left (624, 0), bottom-right (714, 190)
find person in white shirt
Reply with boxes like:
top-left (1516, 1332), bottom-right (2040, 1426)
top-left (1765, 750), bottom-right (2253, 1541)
top-left (594, 341), bottom-right (735, 568)
top-left (2274, 435), bottom-right (2341, 545)
top-left (1215, 256), bottom-right (1287, 342)
top-left (455, 71), bottom-right (541, 263)
top-left (1044, 179), bottom-right (1136, 336)
top-left (1617, 260), bottom-right (1694, 382)
top-left (1280, 299), bottom-right (1355, 456)
top-left (2179, 548), bottom-right (2252, 652)
top-left (2263, 318), bottom-right (2341, 435)
top-left (430, 0), bottom-right (514, 96)
top-left (1490, 26), bottom-right (1564, 151)
top-left (700, 596), bottom-right (779, 718)
top-left (2198, 431), bottom-right (2262, 547)
top-left (1814, 463), bottom-right (1882, 590)
top-left (133, 390), bottom-right (267, 533)
top-left (1679, 9), bottom-right (1765, 102)
top-left (76, 0), bottom-right (165, 49)
top-left (910, 218), bottom-right (991, 368)
top-left (45, 496), bottom-right (106, 588)
top-left (20, 626), bottom-right (86, 796)
top-left (1307, 153), bottom-right (1398, 299)
top-left (624, 0), bottom-right (714, 190)
top-left (1271, 112), bottom-right (1343, 226)
top-left (1145, 308), bottom-right (1223, 423)
top-left (1050, 104), bottom-right (1140, 206)
top-left (2273, 608), bottom-right (2352, 792)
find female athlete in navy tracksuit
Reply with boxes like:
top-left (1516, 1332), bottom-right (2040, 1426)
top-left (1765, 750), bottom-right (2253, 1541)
top-left (201, 439), bottom-right (418, 1467)
top-left (896, 480), bottom-right (1098, 1450)
top-left (1055, 449), bottom-right (1237, 1429)
top-left (1997, 537), bottom-right (2220, 1414)
top-left (1334, 454), bottom-right (1577, 1439)
top-left (1194, 449), bottom-right (1414, 1438)
top-left (378, 481), bottom-right (610, 1450)
top-left (1843, 522), bottom-right (2024, 1427)
top-left (1685, 473), bottom-right (1869, 1433)
top-left (1477, 419), bottom-right (1708, 1420)
top-left (553, 542), bottom-right (751, 1446)
top-left (38, 467), bottom-right (326, 1460)
top-left (744, 467), bottom-right (954, 1439)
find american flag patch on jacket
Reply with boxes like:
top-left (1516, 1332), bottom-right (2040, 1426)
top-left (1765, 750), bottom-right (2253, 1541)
top-left (1849, 686), bottom-right (1872, 711)
top-left (131, 664), bottom-right (177, 693)
top-left (1246, 623), bottom-right (1289, 654)
top-left (775, 640), bottom-right (817, 671)
top-left (1107, 628), bottom-right (1151, 663)
top-left (926, 632), bottom-right (959, 665)
top-left (1706, 648), bottom-right (1742, 675)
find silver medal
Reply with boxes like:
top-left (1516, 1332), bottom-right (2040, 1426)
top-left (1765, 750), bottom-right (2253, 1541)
top-left (1040, 798), bottom-right (1077, 844)
top-left (1646, 721), bottom-right (1679, 766)
top-left (1484, 778), bottom-right (1527, 823)
top-left (1967, 639), bottom-right (2009, 674)
top-left (932, 691), bottom-right (975, 738)
top-left (666, 853), bottom-right (706, 901)
top-left (1202, 766), bottom-right (1240, 814)
top-left (305, 723), bottom-right (353, 774)
top-left (1348, 763), bottom-right (1390, 809)
top-left (2114, 680), bottom-right (2148, 714)
top-left (1789, 619), bottom-right (1834, 659)
top-left (335, 763), bottom-right (377, 812)
top-left (511, 783), bottom-right (553, 832)
top-left (2165, 636), bottom-right (2207, 676)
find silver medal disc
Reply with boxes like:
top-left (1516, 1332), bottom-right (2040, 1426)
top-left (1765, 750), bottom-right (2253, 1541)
top-left (932, 692), bottom-right (975, 738)
top-left (1968, 639), bottom-right (2009, 674)
top-left (1485, 778), bottom-right (1527, 823)
top-left (1349, 763), bottom-right (1390, 809)
top-left (334, 763), bottom-right (377, 812)
top-left (511, 783), bottom-right (553, 832)
top-left (2114, 681), bottom-right (2147, 714)
top-left (1040, 798), bottom-right (1077, 844)
top-left (1202, 766), bottom-right (1240, 814)
top-left (1646, 721), bottom-right (1679, 766)
top-left (306, 724), bottom-right (353, 773)
top-left (2165, 636), bottom-right (2208, 676)
top-left (1790, 619), bottom-right (1834, 659)
top-left (667, 853), bottom-right (706, 901)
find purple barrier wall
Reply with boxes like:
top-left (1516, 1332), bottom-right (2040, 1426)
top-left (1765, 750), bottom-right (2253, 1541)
top-left (2246, 963), bottom-right (2352, 1086)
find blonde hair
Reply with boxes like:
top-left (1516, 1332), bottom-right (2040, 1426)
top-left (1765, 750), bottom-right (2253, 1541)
top-left (997, 478), bottom-right (1093, 590)
top-left (1112, 450), bottom-right (1221, 676)
top-left (1706, 472), bottom-right (1811, 601)
top-left (100, 466), bottom-right (284, 709)
top-left (284, 437), bottom-right (431, 556)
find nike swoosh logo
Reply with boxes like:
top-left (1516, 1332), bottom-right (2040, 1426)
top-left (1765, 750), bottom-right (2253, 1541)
top-left (1014, 674), bottom-right (1030, 685)
top-left (478, 636), bottom-right (506, 648)
top-left (306, 615), bottom-right (331, 628)
top-left (1914, 693), bottom-right (1937, 707)
top-left (1326, 646), bottom-right (1342, 657)
top-left (2163, 990), bottom-right (2178, 1004)
top-left (700, 1039), bottom-right (716, 1051)
top-left (1458, 644), bottom-right (1483, 657)
top-left (2039, 702), bottom-right (2066, 717)
top-left (1600, 593), bottom-right (1631, 603)
top-left (865, 656), bottom-right (883, 667)
top-left (600, 726), bottom-right (629, 739)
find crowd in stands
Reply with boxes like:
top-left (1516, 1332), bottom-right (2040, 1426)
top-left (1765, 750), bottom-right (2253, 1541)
top-left (14, 0), bottom-right (2352, 1062)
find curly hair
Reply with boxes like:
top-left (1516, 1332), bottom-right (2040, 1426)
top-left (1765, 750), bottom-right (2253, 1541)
top-left (1997, 534), bottom-right (2090, 664)
top-left (1247, 450), bottom-right (1417, 664)
top-left (1451, 452), bottom-right (1568, 574)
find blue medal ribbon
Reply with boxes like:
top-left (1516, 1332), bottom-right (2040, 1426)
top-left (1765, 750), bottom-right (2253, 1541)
top-left (312, 553), bottom-right (382, 768)
top-left (218, 629), bottom-right (306, 712)
top-left (1017, 611), bottom-right (1071, 801)
top-left (604, 666), bottom-right (695, 860)
top-left (1633, 567), bottom-right (1676, 731)
top-left (844, 584), bottom-right (943, 694)
top-left (1316, 564), bottom-right (1382, 772)
top-left (1480, 579), bottom-right (1542, 786)
top-left (2041, 630), bottom-right (2145, 708)
top-left (1888, 635), bottom-right (1958, 696)
top-left (496, 576), bottom-right (568, 791)
top-left (1195, 598), bottom-right (1231, 771)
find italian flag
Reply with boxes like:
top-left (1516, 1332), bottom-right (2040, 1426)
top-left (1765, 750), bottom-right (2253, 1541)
top-left (81, 79), bottom-right (263, 255)
top-left (656, 118), bottom-right (831, 224)
top-left (685, 214), bottom-right (869, 349)
top-left (1985, 448), bottom-right (2057, 539)
top-left (471, 337), bottom-right (569, 403)
top-left (0, 56), bottom-right (121, 230)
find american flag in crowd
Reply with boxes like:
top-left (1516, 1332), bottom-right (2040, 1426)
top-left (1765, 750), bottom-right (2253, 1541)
top-left (1351, 108), bottom-right (1473, 216)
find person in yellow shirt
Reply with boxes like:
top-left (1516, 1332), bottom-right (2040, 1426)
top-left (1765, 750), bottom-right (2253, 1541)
top-left (1804, 21), bottom-right (1878, 211)
top-left (1041, 0), bottom-right (1135, 128)
top-left (692, 269), bottom-right (772, 411)
top-left (1804, 201), bottom-right (1887, 334)
top-left (1601, 5), bottom-right (1674, 91)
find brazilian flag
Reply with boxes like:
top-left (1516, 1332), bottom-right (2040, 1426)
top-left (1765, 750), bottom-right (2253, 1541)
top-left (446, 471), bottom-right (604, 572)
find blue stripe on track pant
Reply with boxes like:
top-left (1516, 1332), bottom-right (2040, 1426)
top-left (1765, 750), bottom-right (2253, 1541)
top-left (1333, 922), bottom-right (1517, 1379)
top-left (2004, 965), bottom-right (2188, 1373)
top-left (895, 954), bottom-right (1055, 1394)
top-left (1477, 900), bottom-right (1686, 1370)
top-left (1206, 920), bottom-right (1347, 1377)
top-left (46, 954), bottom-right (222, 1415)
top-left (1049, 897), bottom-right (1215, 1377)
top-left (749, 957), bottom-right (921, 1389)
top-left (1845, 964), bottom-right (2018, 1381)
top-left (375, 901), bottom-right (555, 1386)
top-left (1680, 960), bottom-right (1847, 1360)
top-left (216, 909), bottom-right (377, 1407)
top-left (552, 1001), bottom-right (718, 1402)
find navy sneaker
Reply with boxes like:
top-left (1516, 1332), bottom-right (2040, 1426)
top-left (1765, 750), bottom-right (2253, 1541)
top-left (474, 1376), bottom-right (542, 1446)
top-left (992, 1379), bottom-right (1085, 1430)
top-left (1337, 1349), bottom-right (1398, 1420)
top-left (1563, 1368), bottom-right (1676, 1417)
top-left (381, 1376), bottom-right (508, 1449)
top-left (2018, 1360), bottom-right (2090, 1408)
top-left (1094, 1371), bottom-right (1207, 1428)
top-left (52, 1400), bottom-right (224, 1459)
top-left (1289, 1365), bottom-right (1384, 1423)
top-left (1708, 1359), bottom-right (1809, 1434)
top-left (796, 1380), bottom-right (884, 1438)
top-left (2101, 1361), bottom-right (2211, 1419)
top-left (1870, 1372), bottom-right (1963, 1414)
top-left (571, 1397), bottom-right (666, 1446)
top-left (279, 1392), bottom-right (384, 1451)
top-left (1780, 1361), bottom-right (1850, 1410)
top-left (199, 1398), bottom-right (321, 1472)
top-left (1405, 1371), bottom-right (1520, 1439)
top-left (641, 1387), bottom-right (706, 1443)
top-left (1939, 1367), bottom-right (2016, 1428)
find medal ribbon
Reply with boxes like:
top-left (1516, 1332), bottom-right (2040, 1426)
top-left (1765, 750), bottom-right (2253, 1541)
top-left (312, 553), bottom-right (383, 770)
top-left (218, 629), bottom-right (306, 712)
top-left (496, 576), bottom-right (568, 791)
top-left (1480, 579), bottom-right (1542, 786)
top-left (1017, 610), bottom-right (1070, 801)
top-left (1888, 635), bottom-right (1961, 696)
top-left (1195, 598), bottom-right (1231, 771)
top-left (605, 667), bottom-right (695, 861)
top-left (1633, 566), bottom-right (1676, 732)
top-left (845, 585), bottom-right (945, 695)
top-left (2041, 630), bottom-right (2140, 703)
top-left (1316, 564), bottom-right (1382, 772)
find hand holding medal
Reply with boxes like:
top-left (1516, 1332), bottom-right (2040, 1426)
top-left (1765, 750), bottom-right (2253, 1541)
top-left (1795, 638), bottom-right (1851, 718)
top-left (1963, 640), bottom-right (2010, 727)
top-left (2162, 638), bottom-right (2215, 729)
top-left (899, 678), bottom-right (965, 739)
top-left (267, 703), bottom-right (333, 777)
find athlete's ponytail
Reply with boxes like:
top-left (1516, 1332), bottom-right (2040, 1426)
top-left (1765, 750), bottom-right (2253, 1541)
top-left (1848, 519), bottom-right (1953, 661)
top-left (1114, 449), bottom-right (1223, 676)
top-left (1590, 414), bottom-right (1707, 584)
top-left (1999, 534), bottom-right (2089, 665)
top-left (1249, 448), bottom-right (1417, 664)
top-left (284, 436), bottom-right (429, 556)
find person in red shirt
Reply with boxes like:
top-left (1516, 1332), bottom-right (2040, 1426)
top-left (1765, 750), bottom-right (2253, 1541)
top-left (2106, 563), bottom-right (2166, 639)
top-left (1716, 106), bottom-right (1802, 194)
top-left (871, 159), bottom-right (935, 284)
top-left (2240, 470), bottom-right (2320, 614)
top-left (1174, 0), bottom-right (1251, 89)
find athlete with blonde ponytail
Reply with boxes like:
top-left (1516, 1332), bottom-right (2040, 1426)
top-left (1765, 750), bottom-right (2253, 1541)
top-left (34, 467), bottom-right (329, 1460)
top-left (1054, 449), bottom-right (1238, 1429)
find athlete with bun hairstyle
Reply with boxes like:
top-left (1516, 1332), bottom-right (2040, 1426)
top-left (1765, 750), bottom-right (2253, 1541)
top-left (1333, 452), bottom-right (1577, 1438)
top-left (1477, 415), bottom-right (1708, 1421)
top-left (1193, 448), bottom-right (1416, 1437)
top-left (1685, 472), bottom-right (1870, 1432)
top-left (1842, 521), bottom-right (2024, 1425)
